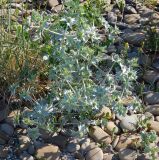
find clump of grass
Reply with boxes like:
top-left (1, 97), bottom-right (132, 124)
top-left (0, 11), bottom-right (49, 105)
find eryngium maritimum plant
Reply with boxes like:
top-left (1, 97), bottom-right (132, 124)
top-left (22, 0), bottom-right (139, 134)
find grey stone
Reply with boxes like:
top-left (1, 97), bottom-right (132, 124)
top-left (143, 70), bottom-right (159, 84)
top-left (18, 135), bottom-right (31, 151)
top-left (152, 58), bottom-right (159, 70)
top-left (124, 5), bottom-right (137, 14)
top-left (120, 115), bottom-right (138, 132)
top-left (145, 105), bottom-right (159, 116)
top-left (66, 143), bottom-right (80, 153)
top-left (20, 152), bottom-right (34, 160)
top-left (27, 144), bottom-right (35, 155)
top-left (144, 92), bottom-right (159, 105)
top-left (107, 12), bottom-right (117, 23)
top-left (119, 148), bottom-right (137, 160)
top-left (0, 98), bottom-right (8, 122)
top-left (0, 123), bottom-right (14, 136)
top-left (121, 32), bottom-right (145, 46)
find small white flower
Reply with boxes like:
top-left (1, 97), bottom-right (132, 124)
top-left (43, 55), bottom-right (49, 61)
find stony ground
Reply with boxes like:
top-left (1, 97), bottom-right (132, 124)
top-left (1, 0), bottom-right (159, 160)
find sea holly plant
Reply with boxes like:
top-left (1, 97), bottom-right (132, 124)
top-left (21, 0), bottom-right (140, 136)
top-left (141, 131), bottom-right (159, 160)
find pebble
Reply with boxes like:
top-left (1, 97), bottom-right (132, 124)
top-left (85, 147), bottom-right (103, 160)
top-left (48, 0), bottom-right (59, 8)
top-left (66, 143), bottom-right (80, 153)
top-left (36, 144), bottom-right (61, 160)
top-left (149, 121), bottom-right (159, 134)
top-left (144, 112), bottom-right (154, 121)
top-left (155, 116), bottom-right (159, 122)
top-left (119, 148), bottom-right (137, 160)
top-left (112, 135), bottom-right (120, 148)
top-left (0, 146), bottom-right (8, 158)
top-left (27, 144), bottom-right (35, 155)
top-left (18, 135), bottom-right (31, 151)
top-left (124, 5), bottom-right (137, 14)
top-left (144, 92), bottom-right (159, 105)
top-left (145, 104), bottom-right (159, 116)
top-left (152, 58), bottom-right (159, 70)
top-left (121, 32), bottom-right (145, 46)
top-left (138, 54), bottom-right (152, 66)
top-left (124, 14), bottom-right (140, 24)
top-left (0, 137), bottom-right (6, 145)
top-left (115, 134), bottom-right (140, 151)
top-left (143, 70), bottom-right (159, 84)
top-left (50, 135), bottom-right (68, 149)
top-left (20, 152), bottom-right (34, 160)
top-left (120, 115), bottom-right (138, 132)
top-left (105, 121), bottom-right (120, 135)
top-left (0, 98), bottom-right (8, 122)
top-left (107, 12), bottom-right (117, 23)
top-left (89, 126), bottom-right (112, 145)
top-left (0, 123), bottom-right (14, 136)
top-left (94, 107), bottom-right (112, 119)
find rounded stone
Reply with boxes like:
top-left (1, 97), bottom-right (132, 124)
top-left (115, 134), bottom-right (141, 151)
top-left (20, 152), bottom-right (34, 160)
top-left (36, 144), bottom-right (61, 160)
top-left (66, 143), bottom-right (80, 153)
top-left (0, 123), bottom-right (14, 136)
top-left (0, 146), bottom-right (9, 158)
top-left (144, 92), bottom-right (159, 105)
top-left (120, 115), bottom-right (138, 132)
top-left (149, 121), bottom-right (159, 134)
top-left (85, 147), bottom-right (103, 160)
top-left (105, 121), bottom-right (120, 135)
top-left (89, 126), bottom-right (112, 145)
top-left (119, 148), bottom-right (137, 160)
top-left (95, 107), bottom-right (112, 119)
top-left (145, 104), bottom-right (159, 116)
top-left (18, 135), bottom-right (31, 151)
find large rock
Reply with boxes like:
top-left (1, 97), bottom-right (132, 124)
top-left (119, 148), bottom-right (137, 160)
top-left (145, 104), bottom-right (159, 116)
top-left (89, 126), bottom-right (112, 145)
top-left (144, 92), bottom-right (159, 105)
top-left (85, 147), bottom-right (103, 160)
top-left (120, 115), bottom-right (138, 132)
top-left (36, 144), bottom-right (61, 160)
top-left (121, 32), bottom-right (145, 46)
